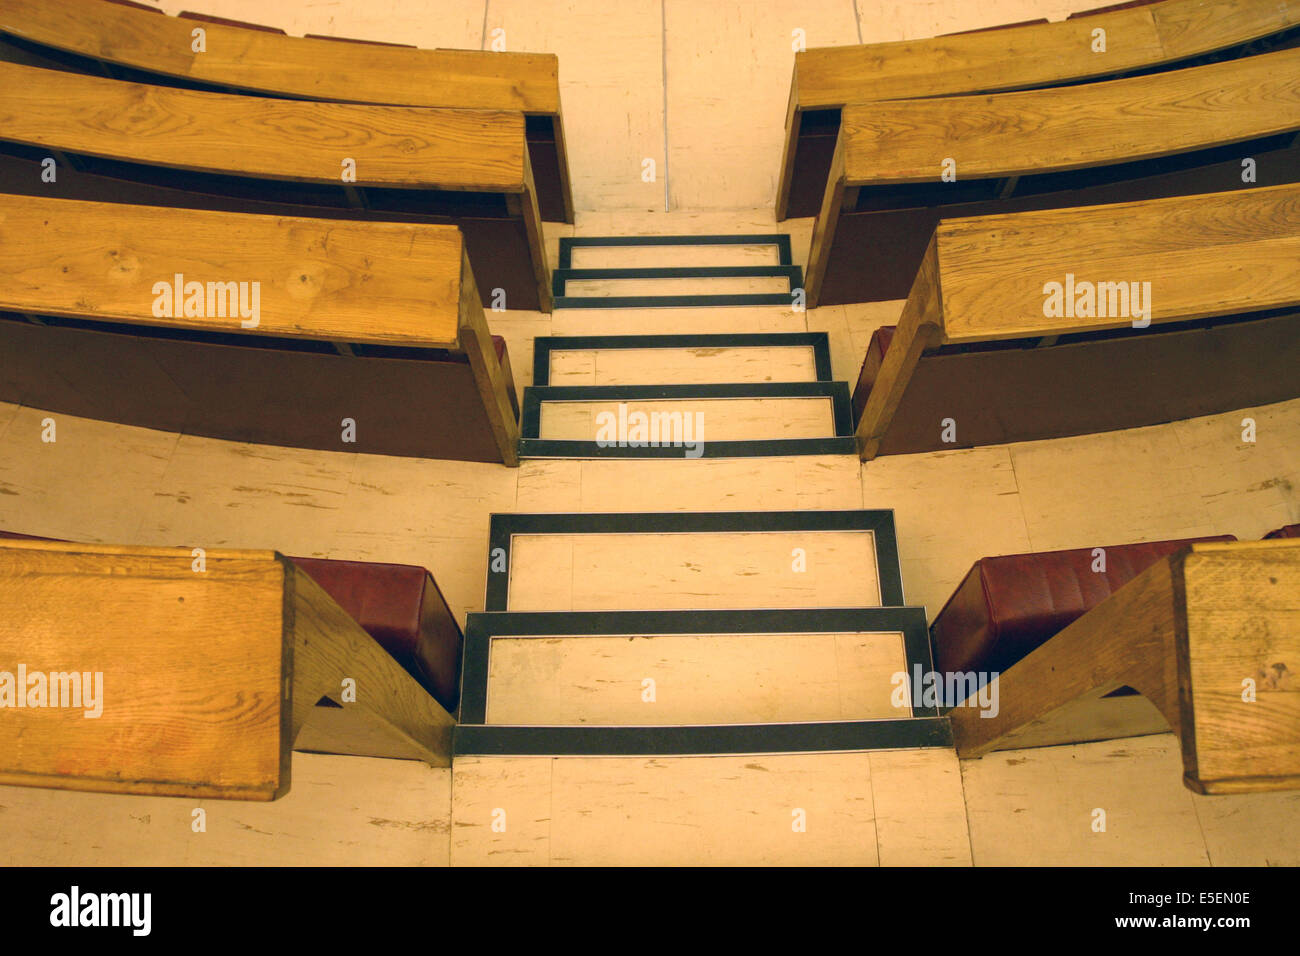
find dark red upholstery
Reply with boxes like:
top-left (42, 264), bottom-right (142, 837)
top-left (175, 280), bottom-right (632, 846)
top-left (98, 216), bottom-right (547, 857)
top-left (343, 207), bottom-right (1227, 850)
top-left (852, 325), bottom-right (896, 423)
top-left (290, 557), bottom-right (462, 712)
top-left (0, 530), bottom-right (461, 713)
top-left (1265, 524), bottom-right (1300, 539)
top-left (931, 535), bottom-right (1236, 676)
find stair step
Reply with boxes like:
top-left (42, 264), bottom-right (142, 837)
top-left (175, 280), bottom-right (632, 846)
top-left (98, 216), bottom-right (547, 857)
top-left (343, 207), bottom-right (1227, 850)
top-left (532, 332), bottom-right (832, 386)
top-left (559, 234), bottom-right (794, 268)
top-left (519, 382), bottom-right (853, 458)
top-left (568, 241), bottom-right (784, 269)
top-left (450, 748), bottom-right (971, 866)
top-left (485, 510), bottom-right (904, 612)
top-left (458, 608), bottom-right (935, 727)
top-left (555, 235), bottom-right (802, 308)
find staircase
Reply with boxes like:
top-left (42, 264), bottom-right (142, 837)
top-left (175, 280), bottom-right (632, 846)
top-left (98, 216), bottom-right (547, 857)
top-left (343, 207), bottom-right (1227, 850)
top-left (451, 233), bottom-right (963, 864)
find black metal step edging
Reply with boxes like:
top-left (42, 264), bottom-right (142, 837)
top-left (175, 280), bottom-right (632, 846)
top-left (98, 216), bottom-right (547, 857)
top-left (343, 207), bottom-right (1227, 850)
top-left (531, 332), bottom-right (833, 385)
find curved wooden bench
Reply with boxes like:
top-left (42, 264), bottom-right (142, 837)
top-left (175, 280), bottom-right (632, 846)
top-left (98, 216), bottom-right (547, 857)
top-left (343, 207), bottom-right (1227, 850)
top-left (0, 540), bottom-right (454, 800)
top-left (778, 0), bottom-right (1298, 218)
top-left (0, 0), bottom-right (573, 223)
top-left (0, 60), bottom-right (552, 312)
top-left (854, 183), bottom-right (1300, 459)
top-left (948, 539), bottom-right (1300, 795)
top-left (807, 47), bottom-right (1300, 306)
top-left (0, 193), bottom-right (521, 465)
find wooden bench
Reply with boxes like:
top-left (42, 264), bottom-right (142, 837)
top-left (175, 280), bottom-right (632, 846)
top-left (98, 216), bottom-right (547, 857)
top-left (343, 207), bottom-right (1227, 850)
top-left (0, 540), bottom-right (455, 800)
top-left (853, 183), bottom-right (1300, 459)
top-left (778, 0), bottom-right (1298, 220)
top-left (0, 0), bottom-right (573, 223)
top-left (0, 60), bottom-right (553, 312)
top-left (0, 193), bottom-right (521, 465)
top-left (948, 539), bottom-right (1300, 795)
top-left (0, 527), bottom-right (466, 763)
top-left (805, 46), bottom-right (1300, 306)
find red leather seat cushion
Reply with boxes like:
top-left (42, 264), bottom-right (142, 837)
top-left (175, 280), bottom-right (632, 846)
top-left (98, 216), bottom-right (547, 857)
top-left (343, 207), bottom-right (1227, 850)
top-left (931, 534), bottom-right (1236, 676)
top-left (0, 530), bottom-right (460, 713)
top-left (852, 325), bottom-right (896, 423)
top-left (1264, 524), bottom-right (1300, 539)
top-left (491, 335), bottom-right (507, 365)
top-left (288, 557), bottom-right (462, 713)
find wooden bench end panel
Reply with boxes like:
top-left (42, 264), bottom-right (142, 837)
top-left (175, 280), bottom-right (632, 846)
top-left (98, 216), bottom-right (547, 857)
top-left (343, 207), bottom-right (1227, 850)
top-left (1179, 541), bottom-right (1300, 793)
top-left (0, 542), bottom-right (293, 800)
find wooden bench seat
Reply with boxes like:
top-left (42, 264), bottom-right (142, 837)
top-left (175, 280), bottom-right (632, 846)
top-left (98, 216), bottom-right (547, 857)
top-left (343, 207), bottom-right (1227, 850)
top-left (778, 0), bottom-right (1298, 220)
top-left (0, 0), bottom-right (573, 223)
top-left (0, 194), bottom-right (521, 465)
top-left (947, 539), bottom-right (1300, 794)
top-left (853, 183), bottom-right (1300, 459)
top-left (0, 540), bottom-right (455, 800)
top-left (805, 46), bottom-right (1300, 306)
top-left (0, 60), bottom-right (552, 312)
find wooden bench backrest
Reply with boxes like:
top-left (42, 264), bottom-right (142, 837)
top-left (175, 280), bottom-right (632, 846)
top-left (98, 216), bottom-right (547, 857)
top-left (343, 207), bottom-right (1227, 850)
top-left (0, 60), bottom-right (527, 193)
top-left (0, 193), bottom-right (466, 348)
top-left (841, 46), bottom-right (1300, 186)
top-left (0, 0), bottom-right (560, 115)
top-left (795, 0), bottom-right (1295, 107)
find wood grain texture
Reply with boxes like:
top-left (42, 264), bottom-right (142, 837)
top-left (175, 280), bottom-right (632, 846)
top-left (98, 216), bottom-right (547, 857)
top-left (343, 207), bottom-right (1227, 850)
top-left (0, 193), bottom-right (464, 347)
top-left (457, 248), bottom-right (522, 467)
top-left (794, 0), bottom-right (1292, 109)
top-left (0, 60), bottom-right (526, 192)
top-left (507, 530), bottom-right (882, 611)
top-left (841, 47), bottom-right (1300, 186)
top-left (804, 133), bottom-right (848, 309)
top-left (854, 236), bottom-right (942, 460)
top-left (952, 541), bottom-right (1300, 795)
top-left (950, 553), bottom-right (1184, 758)
top-left (0, 540), bottom-right (291, 800)
top-left (778, 0), bottom-right (1296, 216)
top-left (537, 397), bottom-right (837, 441)
top-left (288, 564), bottom-right (453, 768)
top-left (934, 183), bottom-right (1300, 341)
top-left (1180, 540), bottom-right (1300, 793)
top-left (0, 0), bottom-right (561, 114)
top-left (0, 752), bottom-right (452, 866)
top-left (548, 346), bottom-right (818, 386)
top-left (0, 540), bottom-right (453, 801)
top-left (483, 631), bottom-right (908, 725)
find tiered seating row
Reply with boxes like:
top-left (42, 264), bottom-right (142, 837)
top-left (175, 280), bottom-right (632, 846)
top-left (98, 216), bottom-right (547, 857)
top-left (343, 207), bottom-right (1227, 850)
top-left (0, 194), bottom-right (522, 465)
top-left (806, 47), bottom-right (1300, 306)
top-left (0, 60), bottom-right (553, 312)
top-left (0, 0), bottom-right (573, 222)
top-left (852, 183), bottom-right (1300, 459)
top-left (778, 0), bottom-right (1298, 220)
